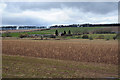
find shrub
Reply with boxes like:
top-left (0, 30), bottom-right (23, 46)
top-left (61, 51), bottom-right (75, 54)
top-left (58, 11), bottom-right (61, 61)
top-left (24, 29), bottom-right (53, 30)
top-left (89, 37), bottom-right (93, 40)
top-left (50, 35), bottom-right (56, 38)
top-left (106, 38), bottom-right (110, 41)
top-left (19, 34), bottom-right (28, 38)
top-left (113, 36), bottom-right (116, 40)
top-left (82, 35), bottom-right (89, 39)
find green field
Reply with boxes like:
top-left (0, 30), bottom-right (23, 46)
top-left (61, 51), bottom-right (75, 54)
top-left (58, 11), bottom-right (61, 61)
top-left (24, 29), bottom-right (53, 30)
top-left (3, 55), bottom-right (118, 78)
top-left (63, 34), bottom-right (116, 39)
top-left (2, 27), bottom-right (104, 37)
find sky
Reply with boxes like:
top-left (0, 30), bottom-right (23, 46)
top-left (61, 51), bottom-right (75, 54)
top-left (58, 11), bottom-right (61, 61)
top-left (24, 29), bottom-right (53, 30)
top-left (0, 2), bottom-right (118, 26)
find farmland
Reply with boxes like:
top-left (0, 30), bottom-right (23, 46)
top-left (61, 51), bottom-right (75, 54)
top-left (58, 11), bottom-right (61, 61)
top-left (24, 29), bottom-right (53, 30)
top-left (2, 39), bottom-right (118, 78)
top-left (2, 27), bottom-right (104, 37)
top-left (3, 55), bottom-right (118, 78)
top-left (2, 26), bottom-right (119, 78)
top-left (2, 39), bottom-right (118, 65)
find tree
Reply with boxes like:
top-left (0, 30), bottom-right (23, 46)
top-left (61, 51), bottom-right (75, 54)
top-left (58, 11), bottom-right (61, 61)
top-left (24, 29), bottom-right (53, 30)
top-left (64, 31), bottom-right (66, 35)
top-left (68, 30), bottom-right (71, 34)
top-left (55, 30), bottom-right (58, 36)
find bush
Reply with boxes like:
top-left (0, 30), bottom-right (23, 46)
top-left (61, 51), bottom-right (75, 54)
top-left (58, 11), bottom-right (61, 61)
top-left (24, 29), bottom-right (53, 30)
top-left (106, 38), bottom-right (110, 41)
top-left (50, 35), bottom-right (56, 38)
top-left (96, 35), bottom-right (104, 39)
top-left (19, 34), bottom-right (28, 38)
top-left (89, 37), bottom-right (93, 40)
top-left (113, 36), bottom-right (116, 40)
top-left (82, 35), bottom-right (89, 39)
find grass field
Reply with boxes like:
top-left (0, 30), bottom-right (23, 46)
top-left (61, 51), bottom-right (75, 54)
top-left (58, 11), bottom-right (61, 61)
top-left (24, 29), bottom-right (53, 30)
top-left (62, 34), bottom-right (116, 39)
top-left (2, 27), bottom-right (104, 37)
top-left (3, 55), bottom-right (118, 78)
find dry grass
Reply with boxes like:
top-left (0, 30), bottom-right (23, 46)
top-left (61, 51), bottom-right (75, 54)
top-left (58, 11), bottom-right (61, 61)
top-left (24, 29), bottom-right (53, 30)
top-left (2, 55), bottom-right (118, 78)
top-left (2, 39), bottom-right (118, 65)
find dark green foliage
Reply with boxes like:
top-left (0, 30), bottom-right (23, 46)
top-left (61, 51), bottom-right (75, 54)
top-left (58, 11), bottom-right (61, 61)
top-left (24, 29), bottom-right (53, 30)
top-left (113, 36), bottom-right (116, 40)
top-left (82, 35), bottom-right (89, 39)
top-left (64, 31), bottom-right (66, 35)
top-left (55, 30), bottom-right (58, 36)
top-left (68, 30), bottom-right (71, 35)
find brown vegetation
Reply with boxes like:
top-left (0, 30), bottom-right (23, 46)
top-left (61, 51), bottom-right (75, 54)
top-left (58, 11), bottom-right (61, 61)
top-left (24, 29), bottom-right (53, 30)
top-left (2, 39), bottom-right (118, 65)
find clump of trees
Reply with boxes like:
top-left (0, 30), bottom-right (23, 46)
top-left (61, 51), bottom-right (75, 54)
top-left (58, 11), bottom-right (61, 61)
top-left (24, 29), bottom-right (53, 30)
top-left (55, 30), bottom-right (72, 36)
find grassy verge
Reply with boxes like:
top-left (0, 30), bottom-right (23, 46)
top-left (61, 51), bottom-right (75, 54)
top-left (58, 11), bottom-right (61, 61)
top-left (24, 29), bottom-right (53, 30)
top-left (3, 55), bottom-right (118, 78)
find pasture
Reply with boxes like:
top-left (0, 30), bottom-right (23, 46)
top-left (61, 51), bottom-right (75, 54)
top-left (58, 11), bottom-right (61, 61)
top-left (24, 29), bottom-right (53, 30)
top-left (2, 39), bottom-right (118, 78)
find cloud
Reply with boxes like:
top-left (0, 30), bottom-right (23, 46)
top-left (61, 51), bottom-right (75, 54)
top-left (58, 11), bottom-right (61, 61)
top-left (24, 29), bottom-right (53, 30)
top-left (5, 2), bottom-right (118, 14)
top-left (0, 3), bottom-right (7, 13)
top-left (1, 2), bottom-right (118, 26)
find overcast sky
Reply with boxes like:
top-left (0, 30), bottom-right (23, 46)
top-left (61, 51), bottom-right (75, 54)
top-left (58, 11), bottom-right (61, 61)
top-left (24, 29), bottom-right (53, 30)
top-left (0, 2), bottom-right (118, 26)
